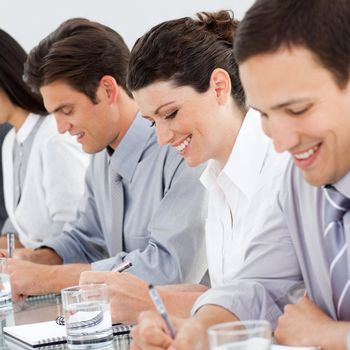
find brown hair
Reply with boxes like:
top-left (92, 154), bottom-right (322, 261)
top-left (24, 18), bottom-right (132, 102)
top-left (128, 10), bottom-right (245, 108)
top-left (234, 0), bottom-right (350, 88)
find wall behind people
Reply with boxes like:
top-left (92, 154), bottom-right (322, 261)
top-left (0, 0), bottom-right (254, 51)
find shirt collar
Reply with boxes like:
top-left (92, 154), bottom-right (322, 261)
top-left (332, 171), bottom-right (350, 199)
top-left (109, 113), bottom-right (153, 182)
top-left (201, 109), bottom-right (270, 201)
top-left (15, 113), bottom-right (41, 144)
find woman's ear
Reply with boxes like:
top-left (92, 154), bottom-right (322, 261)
top-left (210, 68), bottom-right (231, 105)
top-left (99, 75), bottom-right (119, 102)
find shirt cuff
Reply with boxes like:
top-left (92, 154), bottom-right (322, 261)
top-left (191, 281), bottom-right (283, 329)
top-left (91, 256), bottom-right (123, 271)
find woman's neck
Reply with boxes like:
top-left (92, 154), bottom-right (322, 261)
top-left (9, 107), bottom-right (30, 131)
top-left (216, 102), bottom-right (247, 169)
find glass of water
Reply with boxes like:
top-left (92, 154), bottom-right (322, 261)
top-left (61, 283), bottom-right (113, 349)
top-left (208, 320), bottom-right (271, 350)
top-left (0, 258), bottom-right (12, 310)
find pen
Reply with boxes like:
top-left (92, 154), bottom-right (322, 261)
top-left (111, 261), bottom-right (132, 273)
top-left (148, 284), bottom-right (176, 339)
top-left (7, 232), bottom-right (15, 258)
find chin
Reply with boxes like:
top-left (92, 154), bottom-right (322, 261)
top-left (303, 170), bottom-right (334, 187)
top-left (82, 145), bottom-right (99, 154)
top-left (185, 157), bottom-right (201, 168)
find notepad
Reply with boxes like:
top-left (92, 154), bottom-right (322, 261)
top-left (272, 345), bottom-right (319, 350)
top-left (3, 320), bottom-right (132, 348)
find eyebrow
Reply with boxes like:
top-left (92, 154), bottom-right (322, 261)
top-left (52, 103), bottom-right (73, 114)
top-left (154, 101), bottom-right (176, 115)
top-left (271, 98), bottom-right (313, 110)
top-left (250, 98), bottom-right (313, 113)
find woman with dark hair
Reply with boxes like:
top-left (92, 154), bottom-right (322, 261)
top-left (126, 11), bottom-right (289, 348)
top-left (81, 9), bottom-right (289, 339)
top-left (0, 29), bottom-right (89, 249)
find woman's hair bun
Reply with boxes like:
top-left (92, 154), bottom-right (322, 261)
top-left (195, 10), bottom-right (239, 46)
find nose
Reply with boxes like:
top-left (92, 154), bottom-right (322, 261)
top-left (54, 114), bottom-right (72, 134)
top-left (154, 119), bottom-right (174, 146)
top-left (263, 116), bottom-right (300, 153)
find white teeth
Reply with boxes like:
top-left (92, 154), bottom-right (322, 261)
top-left (294, 146), bottom-right (318, 160)
top-left (175, 136), bottom-right (191, 152)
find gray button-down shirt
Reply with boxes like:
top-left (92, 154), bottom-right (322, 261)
top-left (193, 159), bottom-right (350, 327)
top-left (43, 115), bottom-right (208, 285)
top-left (2, 117), bottom-right (44, 234)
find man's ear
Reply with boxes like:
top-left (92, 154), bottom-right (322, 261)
top-left (100, 75), bottom-right (119, 102)
top-left (209, 68), bottom-right (231, 105)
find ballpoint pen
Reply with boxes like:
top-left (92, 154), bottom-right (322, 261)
top-left (148, 284), bottom-right (176, 339)
top-left (7, 232), bottom-right (15, 258)
top-left (111, 261), bottom-right (132, 273)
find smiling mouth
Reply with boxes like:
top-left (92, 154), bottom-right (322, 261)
top-left (71, 132), bottom-right (85, 141)
top-left (174, 136), bottom-right (192, 152)
top-left (293, 144), bottom-right (320, 160)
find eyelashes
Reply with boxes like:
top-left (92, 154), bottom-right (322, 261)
top-left (146, 109), bottom-right (178, 128)
top-left (165, 110), bottom-right (178, 119)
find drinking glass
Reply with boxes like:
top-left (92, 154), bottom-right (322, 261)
top-left (0, 258), bottom-right (12, 310)
top-left (61, 283), bottom-right (113, 349)
top-left (208, 320), bottom-right (271, 350)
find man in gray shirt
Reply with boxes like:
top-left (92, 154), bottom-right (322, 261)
top-left (130, 1), bottom-right (350, 350)
top-left (8, 18), bottom-right (207, 304)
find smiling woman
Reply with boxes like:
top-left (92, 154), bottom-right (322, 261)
top-left (127, 10), bottom-right (290, 350)
top-left (128, 11), bottom-right (246, 169)
top-left (127, 9), bottom-right (291, 284)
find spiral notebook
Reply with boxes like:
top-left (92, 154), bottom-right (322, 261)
top-left (272, 346), bottom-right (319, 350)
top-left (3, 320), bottom-right (132, 348)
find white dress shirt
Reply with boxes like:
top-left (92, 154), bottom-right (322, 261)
top-left (2, 114), bottom-right (90, 248)
top-left (193, 161), bottom-right (350, 326)
top-left (201, 109), bottom-right (290, 287)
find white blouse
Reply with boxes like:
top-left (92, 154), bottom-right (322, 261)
top-left (201, 109), bottom-right (290, 287)
top-left (2, 114), bottom-right (90, 248)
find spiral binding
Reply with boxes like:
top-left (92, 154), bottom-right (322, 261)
top-left (38, 336), bottom-right (66, 346)
top-left (56, 311), bottom-right (104, 329)
top-left (27, 293), bottom-right (60, 302)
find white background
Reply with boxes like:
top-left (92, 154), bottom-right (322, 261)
top-left (0, 0), bottom-right (255, 51)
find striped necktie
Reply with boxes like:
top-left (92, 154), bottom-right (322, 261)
top-left (323, 185), bottom-right (350, 320)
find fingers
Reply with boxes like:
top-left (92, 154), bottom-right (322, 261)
top-left (130, 339), bottom-right (166, 350)
top-left (171, 318), bottom-right (204, 350)
top-left (0, 249), bottom-right (8, 258)
top-left (79, 271), bottom-right (110, 285)
top-left (12, 248), bottom-right (34, 261)
top-left (132, 311), bottom-right (173, 349)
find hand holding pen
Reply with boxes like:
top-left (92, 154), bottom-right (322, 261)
top-left (57, 261), bottom-right (133, 325)
top-left (148, 284), bottom-right (176, 338)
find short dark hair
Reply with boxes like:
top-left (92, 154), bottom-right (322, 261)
top-left (24, 18), bottom-right (132, 102)
top-left (0, 29), bottom-right (47, 115)
top-left (128, 10), bottom-right (246, 108)
top-left (234, 0), bottom-right (350, 88)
